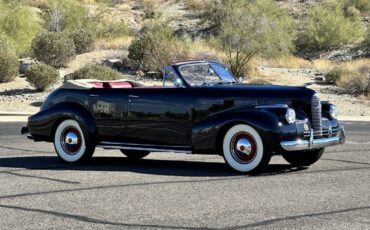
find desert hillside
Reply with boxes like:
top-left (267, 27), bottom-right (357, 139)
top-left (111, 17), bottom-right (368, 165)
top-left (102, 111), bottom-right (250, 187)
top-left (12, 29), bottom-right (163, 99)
top-left (0, 0), bottom-right (369, 117)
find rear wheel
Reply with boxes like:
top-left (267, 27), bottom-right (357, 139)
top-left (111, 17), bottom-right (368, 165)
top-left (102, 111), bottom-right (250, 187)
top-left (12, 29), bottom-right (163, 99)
top-left (282, 148), bottom-right (324, 166)
top-left (120, 150), bottom-right (150, 159)
top-left (54, 119), bottom-right (95, 162)
top-left (223, 124), bottom-right (271, 173)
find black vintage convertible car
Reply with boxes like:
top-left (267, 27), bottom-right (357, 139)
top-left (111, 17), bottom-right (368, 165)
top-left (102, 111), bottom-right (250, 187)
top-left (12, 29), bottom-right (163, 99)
top-left (22, 60), bottom-right (345, 173)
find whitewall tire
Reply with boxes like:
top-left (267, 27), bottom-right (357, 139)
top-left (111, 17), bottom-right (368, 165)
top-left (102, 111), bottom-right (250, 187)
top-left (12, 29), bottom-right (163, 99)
top-left (223, 124), bottom-right (270, 173)
top-left (54, 119), bottom-right (94, 162)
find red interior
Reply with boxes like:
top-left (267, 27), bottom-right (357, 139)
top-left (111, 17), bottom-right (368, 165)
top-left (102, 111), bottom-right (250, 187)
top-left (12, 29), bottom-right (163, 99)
top-left (88, 81), bottom-right (104, 88)
top-left (103, 81), bottom-right (132, 88)
top-left (88, 81), bottom-right (132, 88)
top-left (88, 81), bottom-right (162, 89)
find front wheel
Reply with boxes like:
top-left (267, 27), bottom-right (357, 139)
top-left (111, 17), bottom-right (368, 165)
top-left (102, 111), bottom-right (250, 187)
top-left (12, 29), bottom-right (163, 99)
top-left (282, 148), bottom-right (324, 166)
top-left (223, 124), bottom-right (271, 173)
top-left (120, 150), bottom-right (150, 159)
top-left (54, 119), bottom-right (95, 163)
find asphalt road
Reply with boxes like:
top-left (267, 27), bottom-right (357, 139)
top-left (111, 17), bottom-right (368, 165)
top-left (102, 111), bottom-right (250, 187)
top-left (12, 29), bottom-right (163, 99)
top-left (0, 121), bottom-right (369, 229)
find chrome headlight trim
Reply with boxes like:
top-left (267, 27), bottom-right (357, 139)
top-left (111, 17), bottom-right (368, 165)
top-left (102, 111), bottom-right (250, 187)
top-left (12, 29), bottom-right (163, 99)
top-left (329, 105), bottom-right (338, 119)
top-left (285, 108), bottom-right (296, 124)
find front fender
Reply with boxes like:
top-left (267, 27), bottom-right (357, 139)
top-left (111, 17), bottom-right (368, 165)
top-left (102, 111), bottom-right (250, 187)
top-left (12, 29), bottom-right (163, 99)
top-left (191, 109), bottom-right (281, 154)
top-left (27, 102), bottom-right (96, 142)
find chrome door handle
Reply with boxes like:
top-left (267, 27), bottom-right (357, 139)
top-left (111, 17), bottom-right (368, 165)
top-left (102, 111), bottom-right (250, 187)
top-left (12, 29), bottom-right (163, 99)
top-left (89, 94), bottom-right (99, 97)
top-left (129, 95), bottom-right (139, 98)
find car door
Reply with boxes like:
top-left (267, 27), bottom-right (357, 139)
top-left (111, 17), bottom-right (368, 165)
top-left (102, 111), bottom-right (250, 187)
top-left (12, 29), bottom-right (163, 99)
top-left (124, 87), bottom-right (193, 146)
top-left (88, 87), bottom-right (129, 142)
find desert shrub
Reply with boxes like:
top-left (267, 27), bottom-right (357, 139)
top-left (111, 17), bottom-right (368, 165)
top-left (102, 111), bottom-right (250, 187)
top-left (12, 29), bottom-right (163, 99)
top-left (186, 0), bottom-right (210, 10)
top-left (69, 29), bottom-right (95, 54)
top-left (43, 0), bottom-right (89, 32)
top-left (25, 64), bottom-right (59, 92)
top-left (28, 0), bottom-right (48, 8)
top-left (247, 79), bottom-right (271, 85)
top-left (128, 23), bottom-right (189, 73)
top-left (0, 42), bottom-right (18, 83)
top-left (32, 32), bottom-right (76, 68)
top-left (65, 64), bottom-right (123, 80)
top-left (264, 56), bottom-right (312, 69)
top-left (94, 20), bottom-right (132, 39)
top-left (0, 35), bottom-right (14, 54)
top-left (337, 68), bottom-right (370, 96)
top-left (217, 0), bottom-right (294, 77)
top-left (296, 1), bottom-right (364, 55)
top-left (345, 0), bottom-right (370, 12)
top-left (325, 67), bottom-right (348, 84)
top-left (143, 9), bottom-right (162, 19)
top-left (0, 1), bottom-right (42, 55)
top-left (365, 29), bottom-right (370, 52)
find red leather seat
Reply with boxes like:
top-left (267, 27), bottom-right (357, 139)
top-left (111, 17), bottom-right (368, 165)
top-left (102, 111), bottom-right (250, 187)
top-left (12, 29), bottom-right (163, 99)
top-left (89, 81), bottom-right (104, 88)
top-left (103, 81), bottom-right (132, 88)
top-left (88, 81), bottom-right (132, 88)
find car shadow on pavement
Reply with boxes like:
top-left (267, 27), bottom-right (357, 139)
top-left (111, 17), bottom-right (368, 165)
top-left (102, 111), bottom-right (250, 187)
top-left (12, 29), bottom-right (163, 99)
top-left (0, 156), bottom-right (307, 177)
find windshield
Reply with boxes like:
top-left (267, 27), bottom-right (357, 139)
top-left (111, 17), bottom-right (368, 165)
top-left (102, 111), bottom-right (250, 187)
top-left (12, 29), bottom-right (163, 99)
top-left (178, 63), bottom-right (236, 87)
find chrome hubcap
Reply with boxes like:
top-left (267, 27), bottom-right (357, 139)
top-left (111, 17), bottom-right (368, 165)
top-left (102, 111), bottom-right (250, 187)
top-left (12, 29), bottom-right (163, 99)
top-left (65, 132), bottom-right (79, 145)
top-left (60, 127), bottom-right (82, 155)
top-left (236, 138), bottom-right (252, 155)
top-left (230, 132), bottom-right (257, 164)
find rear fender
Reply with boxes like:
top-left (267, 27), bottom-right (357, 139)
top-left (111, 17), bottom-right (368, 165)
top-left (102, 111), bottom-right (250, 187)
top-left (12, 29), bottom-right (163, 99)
top-left (27, 102), bottom-right (96, 142)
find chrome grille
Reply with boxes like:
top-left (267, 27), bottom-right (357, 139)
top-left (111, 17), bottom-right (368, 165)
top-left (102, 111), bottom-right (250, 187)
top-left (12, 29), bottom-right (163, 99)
top-left (304, 127), bottom-right (340, 138)
top-left (311, 94), bottom-right (322, 134)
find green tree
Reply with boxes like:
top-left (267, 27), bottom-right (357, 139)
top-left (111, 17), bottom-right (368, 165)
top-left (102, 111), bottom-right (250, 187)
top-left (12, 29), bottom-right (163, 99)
top-left (0, 1), bottom-right (42, 55)
top-left (217, 0), bottom-right (294, 78)
top-left (296, 0), bottom-right (364, 54)
top-left (128, 23), bottom-right (189, 73)
top-left (44, 0), bottom-right (88, 32)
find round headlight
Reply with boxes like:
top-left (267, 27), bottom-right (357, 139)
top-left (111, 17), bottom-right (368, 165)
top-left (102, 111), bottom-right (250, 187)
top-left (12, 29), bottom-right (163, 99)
top-left (285, 108), bottom-right (296, 124)
top-left (329, 105), bottom-right (338, 119)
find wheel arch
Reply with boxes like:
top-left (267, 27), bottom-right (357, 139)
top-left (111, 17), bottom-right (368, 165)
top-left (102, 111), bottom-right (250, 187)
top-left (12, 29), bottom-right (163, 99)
top-left (215, 120), bottom-right (249, 155)
top-left (191, 109), bottom-right (281, 154)
top-left (28, 102), bottom-right (97, 142)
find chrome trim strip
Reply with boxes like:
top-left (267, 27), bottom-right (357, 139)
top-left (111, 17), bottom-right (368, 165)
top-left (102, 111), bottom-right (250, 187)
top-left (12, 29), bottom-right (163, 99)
top-left (281, 126), bottom-right (345, 151)
top-left (255, 104), bottom-right (288, 109)
top-left (97, 142), bottom-right (192, 154)
top-left (99, 141), bottom-right (189, 149)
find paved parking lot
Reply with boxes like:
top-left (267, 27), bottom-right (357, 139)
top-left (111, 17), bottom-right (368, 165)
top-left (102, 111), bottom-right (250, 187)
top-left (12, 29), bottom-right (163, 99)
top-left (0, 121), bottom-right (369, 229)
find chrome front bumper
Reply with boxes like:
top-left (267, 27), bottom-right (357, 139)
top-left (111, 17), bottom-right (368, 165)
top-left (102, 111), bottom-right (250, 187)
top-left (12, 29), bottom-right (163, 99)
top-left (281, 126), bottom-right (345, 151)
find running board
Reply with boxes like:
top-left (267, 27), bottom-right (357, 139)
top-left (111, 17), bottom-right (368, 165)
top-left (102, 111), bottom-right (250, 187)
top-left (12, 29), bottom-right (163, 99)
top-left (97, 141), bottom-right (192, 154)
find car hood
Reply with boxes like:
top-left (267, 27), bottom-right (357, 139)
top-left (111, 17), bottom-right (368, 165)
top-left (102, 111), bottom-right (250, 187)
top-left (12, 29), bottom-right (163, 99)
top-left (196, 84), bottom-right (316, 103)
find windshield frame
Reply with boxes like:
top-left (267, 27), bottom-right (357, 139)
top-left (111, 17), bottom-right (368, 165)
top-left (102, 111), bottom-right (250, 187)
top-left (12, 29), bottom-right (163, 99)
top-left (175, 62), bottom-right (237, 87)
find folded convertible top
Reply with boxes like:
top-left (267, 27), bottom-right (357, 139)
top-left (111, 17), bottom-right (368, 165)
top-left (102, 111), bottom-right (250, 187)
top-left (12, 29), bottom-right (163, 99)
top-left (60, 79), bottom-right (137, 89)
